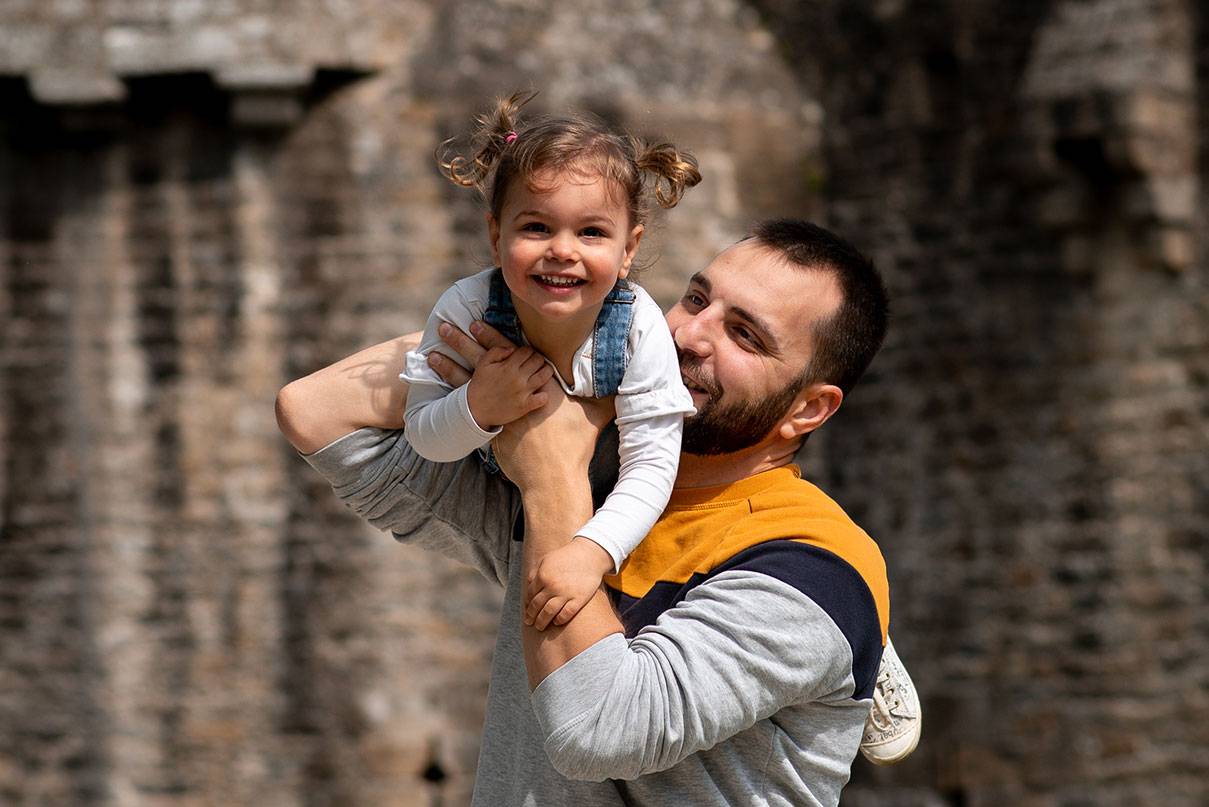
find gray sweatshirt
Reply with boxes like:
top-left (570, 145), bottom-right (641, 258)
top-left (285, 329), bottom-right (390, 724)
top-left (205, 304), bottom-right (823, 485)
top-left (304, 427), bottom-right (887, 806)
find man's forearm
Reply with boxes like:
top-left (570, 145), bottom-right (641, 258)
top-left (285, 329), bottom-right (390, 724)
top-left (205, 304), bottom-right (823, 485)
top-left (275, 334), bottom-right (417, 454)
top-left (520, 484), bottom-right (626, 690)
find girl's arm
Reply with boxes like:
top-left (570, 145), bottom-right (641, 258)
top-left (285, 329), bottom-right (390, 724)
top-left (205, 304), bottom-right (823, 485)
top-left (403, 275), bottom-right (551, 461)
top-left (574, 293), bottom-right (694, 569)
top-left (570, 413), bottom-right (684, 571)
top-left (522, 295), bottom-right (693, 628)
top-left (522, 412), bottom-right (683, 630)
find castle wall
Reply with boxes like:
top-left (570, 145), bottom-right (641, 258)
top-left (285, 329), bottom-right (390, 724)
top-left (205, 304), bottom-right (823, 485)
top-left (0, 2), bottom-right (820, 804)
top-left (2, 1), bottom-right (1207, 805)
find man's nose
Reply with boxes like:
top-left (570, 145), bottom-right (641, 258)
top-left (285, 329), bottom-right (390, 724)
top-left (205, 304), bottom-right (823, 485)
top-left (673, 310), bottom-right (715, 357)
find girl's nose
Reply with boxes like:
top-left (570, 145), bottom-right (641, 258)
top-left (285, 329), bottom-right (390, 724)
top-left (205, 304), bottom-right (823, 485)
top-left (546, 233), bottom-right (580, 262)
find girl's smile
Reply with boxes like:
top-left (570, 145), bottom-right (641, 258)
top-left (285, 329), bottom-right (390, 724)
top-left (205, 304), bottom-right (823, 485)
top-left (488, 167), bottom-right (644, 339)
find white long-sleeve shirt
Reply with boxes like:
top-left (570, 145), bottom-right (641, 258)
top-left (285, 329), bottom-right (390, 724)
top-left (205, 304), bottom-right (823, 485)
top-left (400, 268), bottom-right (695, 570)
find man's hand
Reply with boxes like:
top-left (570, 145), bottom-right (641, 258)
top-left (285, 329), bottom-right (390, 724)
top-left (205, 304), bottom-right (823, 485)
top-left (490, 386), bottom-right (612, 493)
top-left (428, 317), bottom-right (552, 430)
top-left (424, 320), bottom-right (504, 386)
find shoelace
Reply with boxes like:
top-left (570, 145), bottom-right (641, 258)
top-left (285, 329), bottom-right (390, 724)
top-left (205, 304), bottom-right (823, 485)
top-left (868, 671), bottom-right (903, 733)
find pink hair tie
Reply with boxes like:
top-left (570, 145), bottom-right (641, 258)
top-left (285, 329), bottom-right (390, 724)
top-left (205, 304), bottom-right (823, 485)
top-left (504, 131), bottom-right (518, 145)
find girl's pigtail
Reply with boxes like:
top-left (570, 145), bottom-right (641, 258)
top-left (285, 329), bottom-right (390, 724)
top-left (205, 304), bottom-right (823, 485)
top-left (438, 90), bottom-right (537, 190)
top-left (635, 141), bottom-right (702, 208)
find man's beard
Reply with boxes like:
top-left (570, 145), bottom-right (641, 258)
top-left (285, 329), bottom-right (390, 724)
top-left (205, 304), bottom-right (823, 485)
top-left (680, 356), bottom-right (803, 456)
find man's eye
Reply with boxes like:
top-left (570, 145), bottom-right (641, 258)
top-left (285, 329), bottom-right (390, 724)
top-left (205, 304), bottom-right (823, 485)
top-left (682, 292), bottom-right (705, 308)
top-left (731, 325), bottom-right (759, 347)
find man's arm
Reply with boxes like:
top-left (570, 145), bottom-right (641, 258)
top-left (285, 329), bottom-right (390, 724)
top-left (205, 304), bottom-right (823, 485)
top-left (434, 323), bottom-right (878, 782)
top-left (278, 329), bottom-right (519, 586)
top-left (275, 334), bottom-right (417, 454)
top-left (430, 321), bottom-right (625, 687)
top-left (505, 405), bottom-right (869, 781)
top-left (494, 390), bottom-right (626, 689)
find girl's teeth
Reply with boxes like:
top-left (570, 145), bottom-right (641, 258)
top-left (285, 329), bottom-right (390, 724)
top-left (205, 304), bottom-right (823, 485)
top-left (540, 276), bottom-right (580, 286)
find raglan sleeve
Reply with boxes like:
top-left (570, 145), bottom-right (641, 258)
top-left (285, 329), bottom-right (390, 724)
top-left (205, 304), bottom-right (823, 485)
top-left (300, 426), bottom-right (517, 586)
top-left (530, 539), bottom-right (887, 781)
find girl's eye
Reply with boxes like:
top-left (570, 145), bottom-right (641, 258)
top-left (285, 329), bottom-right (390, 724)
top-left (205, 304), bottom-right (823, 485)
top-left (521, 222), bottom-right (549, 233)
top-left (581, 227), bottom-right (606, 238)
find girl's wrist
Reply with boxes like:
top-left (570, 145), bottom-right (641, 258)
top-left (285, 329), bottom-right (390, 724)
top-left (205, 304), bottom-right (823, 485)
top-left (571, 536), bottom-right (615, 576)
top-left (466, 381), bottom-right (498, 430)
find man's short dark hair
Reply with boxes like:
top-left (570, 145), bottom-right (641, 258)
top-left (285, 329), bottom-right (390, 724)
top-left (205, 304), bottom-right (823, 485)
top-left (747, 219), bottom-right (889, 396)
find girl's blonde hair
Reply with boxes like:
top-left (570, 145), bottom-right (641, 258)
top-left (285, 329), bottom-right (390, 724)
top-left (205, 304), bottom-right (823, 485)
top-left (438, 91), bottom-right (702, 228)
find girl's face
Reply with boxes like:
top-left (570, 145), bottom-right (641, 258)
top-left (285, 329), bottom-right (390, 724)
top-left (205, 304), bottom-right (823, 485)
top-left (488, 167), bottom-right (643, 328)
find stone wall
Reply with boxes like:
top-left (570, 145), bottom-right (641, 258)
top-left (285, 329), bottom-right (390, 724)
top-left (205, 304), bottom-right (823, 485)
top-left (3, 1), bottom-right (1208, 805)
top-left (753, 1), bottom-right (1209, 805)
top-left (0, 2), bottom-right (821, 804)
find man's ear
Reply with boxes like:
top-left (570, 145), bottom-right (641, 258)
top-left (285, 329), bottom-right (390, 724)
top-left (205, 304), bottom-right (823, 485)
top-left (619, 224), bottom-right (644, 278)
top-left (778, 383), bottom-right (843, 441)
top-left (487, 212), bottom-right (501, 266)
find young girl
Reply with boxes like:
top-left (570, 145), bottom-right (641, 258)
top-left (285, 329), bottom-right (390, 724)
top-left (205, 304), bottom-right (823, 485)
top-left (400, 92), bottom-right (701, 626)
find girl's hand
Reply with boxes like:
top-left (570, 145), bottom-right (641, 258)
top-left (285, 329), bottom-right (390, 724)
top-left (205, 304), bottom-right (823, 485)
top-left (524, 537), bottom-right (616, 631)
top-left (425, 321), bottom-right (555, 429)
top-left (465, 344), bottom-right (554, 429)
top-left (428, 319), bottom-right (611, 489)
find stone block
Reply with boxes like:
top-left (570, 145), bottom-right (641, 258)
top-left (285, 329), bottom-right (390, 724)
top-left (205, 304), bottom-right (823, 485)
top-left (1122, 176), bottom-right (1196, 223)
top-left (228, 93), bottom-right (302, 127)
top-left (1123, 90), bottom-right (1194, 135)
top-left (214, 63), bottom-right (314, 92)
top-left (1037, 187), bottom-right (1089, 228)
top-left (0, 25), bottom-right (56, 71)
top-left (27, 68), bottom-right (126, 105)
top-left (1148, 226), bottom-right (1195, 272)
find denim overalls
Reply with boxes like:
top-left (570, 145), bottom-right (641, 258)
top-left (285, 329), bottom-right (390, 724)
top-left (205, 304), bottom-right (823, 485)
top-left (480, 267), bottom-right (634, 473)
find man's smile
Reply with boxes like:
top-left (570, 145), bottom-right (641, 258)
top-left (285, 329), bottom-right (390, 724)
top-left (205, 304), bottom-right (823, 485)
top-left (679, 362), bottom-right (723, 411)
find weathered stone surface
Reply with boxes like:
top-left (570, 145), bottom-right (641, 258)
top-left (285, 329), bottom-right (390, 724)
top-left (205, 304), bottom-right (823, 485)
top-left (750, 1), bottom-right (1209, 805)
top-left (3, 1), bottom-right (1208, 805)
top-left (0, 2), bottom-right (819, 805)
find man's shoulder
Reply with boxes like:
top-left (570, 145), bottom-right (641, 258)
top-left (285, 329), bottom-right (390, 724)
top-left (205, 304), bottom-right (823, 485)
top-left (614, 469), bottom-right (888, 700)
top-left (711, 470), bottom-right (889, 638)
top-left (740, 471), bottom-right (882, 567)
top-left (722, 467), bottom-right (876, 549)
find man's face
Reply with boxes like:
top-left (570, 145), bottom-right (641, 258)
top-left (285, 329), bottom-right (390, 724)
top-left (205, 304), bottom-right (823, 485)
top-left (665, 242), bottom-right (843, 455)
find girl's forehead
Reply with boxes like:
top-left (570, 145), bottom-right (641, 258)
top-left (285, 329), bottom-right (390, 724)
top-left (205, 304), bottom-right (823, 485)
top-left (510, 166), bottom-right (629, 211)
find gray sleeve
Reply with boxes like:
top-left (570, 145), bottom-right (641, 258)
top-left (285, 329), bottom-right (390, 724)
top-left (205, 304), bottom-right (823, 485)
top-left (529, 571), bottom-right (858, 781)
top-left (301, 427), bottom-right (518, 586)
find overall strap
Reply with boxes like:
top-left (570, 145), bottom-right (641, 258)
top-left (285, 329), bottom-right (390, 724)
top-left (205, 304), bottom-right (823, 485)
top-left (482, 268), bottom-right (636, 398)
top-left (478, 268), bottom-right (522, 477)
top-left (591, 280), bottom-right (636, 397)
top-left (482, 268), bottom-right (524, 345)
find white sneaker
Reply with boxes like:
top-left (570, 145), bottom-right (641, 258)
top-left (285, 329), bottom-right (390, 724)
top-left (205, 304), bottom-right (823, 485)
top-left (860, 636), bottom-right (921, 765)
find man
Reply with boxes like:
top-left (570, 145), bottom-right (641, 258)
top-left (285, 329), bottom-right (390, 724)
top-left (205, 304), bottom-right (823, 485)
top-left (277, 219), bottom-right (917, 806)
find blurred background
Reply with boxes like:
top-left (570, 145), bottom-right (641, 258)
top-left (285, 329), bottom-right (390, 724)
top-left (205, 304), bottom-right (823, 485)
top-left (1, 1), bottom-right (1206, 805)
